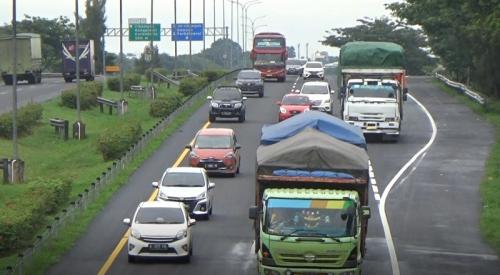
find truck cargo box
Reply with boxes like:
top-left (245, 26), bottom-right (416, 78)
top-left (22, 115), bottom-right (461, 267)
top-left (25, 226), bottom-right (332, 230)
top-left (339, 41), bottom-right (405, 69)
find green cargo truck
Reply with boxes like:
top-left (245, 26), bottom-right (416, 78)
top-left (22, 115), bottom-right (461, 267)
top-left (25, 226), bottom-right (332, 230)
top-left (249, 128), bottom-right (371, 275)
top-left (0, 33), bottom-right (42, 85)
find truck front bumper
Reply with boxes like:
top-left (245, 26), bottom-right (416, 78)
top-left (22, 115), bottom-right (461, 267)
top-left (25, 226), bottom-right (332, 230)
top-left (259, 264), bottom-right (360, 275)
top-left (346, 121), bottom-right (400, 136)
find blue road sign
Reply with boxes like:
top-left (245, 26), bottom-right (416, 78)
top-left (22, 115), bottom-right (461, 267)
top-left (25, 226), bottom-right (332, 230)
top-left (171, 23), bottom-right (204, 41)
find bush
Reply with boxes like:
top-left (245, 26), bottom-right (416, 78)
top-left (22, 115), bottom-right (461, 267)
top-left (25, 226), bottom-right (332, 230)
top-left (60, 81), bottom-right (104, 110)
top-left (200, 70), bottom-right (226, 82)
top-left (0, 178), bottom-right (71, 254)
top-left (107, 73), bottom-right (142, 92)
top-left (178, 77), bottom-right (209, 97)
top-left (97, 121), bottom-right (143, 161)
top-left (149, 92), bottom-right (184, 118)
top-left (0, 103), bottom-right (43, 138)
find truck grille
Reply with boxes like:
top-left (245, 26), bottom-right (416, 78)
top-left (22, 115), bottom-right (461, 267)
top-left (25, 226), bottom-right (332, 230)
top-left (279, 253), bottom-right (342, 264)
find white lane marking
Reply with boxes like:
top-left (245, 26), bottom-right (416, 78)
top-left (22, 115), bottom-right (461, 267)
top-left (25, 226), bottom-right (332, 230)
top-left (0, 91), bottom-right (8, 95)
top-left (368, 162), bottom-right (381, 201)
top-left (405, 247), bottom-right (498, 260)
top-left (230, 242), bottom-right (254, 271)
top-left (379, 93), bottom-right (438, 275)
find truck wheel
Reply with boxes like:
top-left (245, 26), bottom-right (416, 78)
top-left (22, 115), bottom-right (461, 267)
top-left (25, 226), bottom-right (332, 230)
top-left (209, 114), bottom-right (216, 122)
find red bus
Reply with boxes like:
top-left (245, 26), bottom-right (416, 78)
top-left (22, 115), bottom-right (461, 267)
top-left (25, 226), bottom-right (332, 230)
top-left (250, 32), bottom-right (288, 82)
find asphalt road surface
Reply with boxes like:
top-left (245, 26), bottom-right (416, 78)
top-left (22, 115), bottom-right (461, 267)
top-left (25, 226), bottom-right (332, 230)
top-left (46, 74), bottom-right (500, 275)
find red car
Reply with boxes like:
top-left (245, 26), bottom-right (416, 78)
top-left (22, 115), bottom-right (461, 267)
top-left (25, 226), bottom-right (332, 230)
top-left (276, 94), bottom-right (311, 121)
top-left (186, 128), bottom-right (241, 177)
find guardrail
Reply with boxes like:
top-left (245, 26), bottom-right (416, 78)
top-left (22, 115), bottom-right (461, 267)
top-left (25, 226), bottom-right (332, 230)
top-left (2, 68), bottom-right (242, 275)
top-left (435, 72), bottom-right (486, 105)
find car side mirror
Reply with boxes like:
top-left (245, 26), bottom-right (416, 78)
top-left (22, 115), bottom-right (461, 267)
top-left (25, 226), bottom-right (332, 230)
top-left (152, 181), bottom-right (159, 188)
top-left (189, 218), bottom-right (197, 226)
top-left (207, 96), bottom-right (213, 100)
top-left (403, 88), bottom-right (408, 101)
top-left (235, 144), bottom-right (242, 150)
top-left (249, 206), bottom-right (259, 220)
top-left (123, 218), bottom-right (131, 226)
top-left (362, 206), bottom-right (371, 219)
top-left (208, 182), bottom-right (215, 189)
top-left (185, 144), bottom-right (192, 150)
top-left (242, 97), bottom-right (248, 101)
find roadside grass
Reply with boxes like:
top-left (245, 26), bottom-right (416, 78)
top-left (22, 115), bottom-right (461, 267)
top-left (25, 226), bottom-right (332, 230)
top-left (0, 83), bottom-right (177, 268)
top-left (433, 79), bottom-right (500, 254)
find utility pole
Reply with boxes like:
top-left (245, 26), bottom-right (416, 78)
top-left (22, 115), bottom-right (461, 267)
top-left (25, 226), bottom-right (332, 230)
top-left (203, 0), bottom-right (206, 51)
top-left (75, 0), bottom-right (81, 122)
top-left (189, 0), bottom-right (192, 69)
top-left (230, 0), bottom-right (233, 68)
top-left (213, 0), bottom-right (216, 44)
top-left (119, 0), bottom-right (124, 97)
top-left (236, 0), bottom-right (239, 46)
top-left (174, 0), bottom-right (177, 74)
top-left (222, 0), bottom-right (227, 69)
top-left (306, 42), bottom-right (309, 61)
top-left (297, 43), bottom-right (300, 59)
top-left (150, 0), bottom-right (154, 88)
top-left (12, 0), bottom-right (18, 161)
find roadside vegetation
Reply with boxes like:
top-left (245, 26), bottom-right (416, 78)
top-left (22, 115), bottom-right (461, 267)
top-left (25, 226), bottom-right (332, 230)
top-left (434, 80), bottom-right (500, 253)
top-left (0, 70), bottom-right (223, 270)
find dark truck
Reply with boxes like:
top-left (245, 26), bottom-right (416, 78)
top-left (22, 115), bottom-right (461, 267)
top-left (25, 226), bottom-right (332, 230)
top-left (249, 111), bottom-right (371, 275)
top-left (62, 40), bottom-right (95, 82)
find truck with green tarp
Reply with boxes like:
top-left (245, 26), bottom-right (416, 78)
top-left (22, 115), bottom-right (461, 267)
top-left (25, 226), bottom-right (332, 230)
top-left (338, 41), bottom-right (407, 140)
top-left (249, 118), bottom-right (371, 275)
top-left (0, 33), bottom-right (42, 85)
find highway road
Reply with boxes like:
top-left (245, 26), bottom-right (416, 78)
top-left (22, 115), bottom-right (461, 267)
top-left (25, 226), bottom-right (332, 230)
top-left (0, 77), bottom-right (100, 114)
top-left (46, 74), bottom-right (500, 275)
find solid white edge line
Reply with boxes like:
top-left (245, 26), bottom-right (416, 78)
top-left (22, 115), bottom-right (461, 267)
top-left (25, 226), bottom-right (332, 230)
top-left (379, 93), bottom-right (438, 275)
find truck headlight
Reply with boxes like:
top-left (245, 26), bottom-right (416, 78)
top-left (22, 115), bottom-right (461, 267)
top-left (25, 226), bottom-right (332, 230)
top-left (211, 102), bottom-right (219, 108)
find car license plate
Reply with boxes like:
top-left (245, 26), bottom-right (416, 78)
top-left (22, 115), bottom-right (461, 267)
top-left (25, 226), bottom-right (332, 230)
top-left (221, 111), bottom-right (232, 116)
top-left (149, 244), bottom-right (169, 250)
top-left (366, 125), bottom-right (377, 130)
top-left (267, 74), bottom-right (273, 77)
top-left (206, 163), bottom-right (217, 169)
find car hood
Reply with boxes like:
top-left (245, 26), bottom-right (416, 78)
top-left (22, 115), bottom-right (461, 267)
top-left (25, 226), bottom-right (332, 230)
top-left (303, 68), bottom-right (324, 72)
top-left (213, 100), bottom-right (242, 104)
top-left (159, 186), bottom-right (205, 199)
top-left (193, 148), bottom-right (233, 159)
top-left (282, 105), bottom-right (310, 111)
top-left (132, 223), bottom-right (186, 237)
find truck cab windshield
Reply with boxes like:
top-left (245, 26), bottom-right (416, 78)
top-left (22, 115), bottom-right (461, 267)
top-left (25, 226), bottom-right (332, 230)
top-left (264, 198), bottom-right (356, 238)
top-left (349, 85), bottom-right (396, 99)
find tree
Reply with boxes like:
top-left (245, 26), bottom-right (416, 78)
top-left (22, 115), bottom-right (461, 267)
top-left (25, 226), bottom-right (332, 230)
top-left (201, 38), bottom-right (244, 68)
top-left (387, 1), bottom-right (500, 96)
top-left (287, 46), bottom-right (296, 58)
top-left (81, 0), bottom-right (107, 74)
top-left (321, 17), bottom-right (436, 75)
top-left (0, 16), bottom-right (75, 72)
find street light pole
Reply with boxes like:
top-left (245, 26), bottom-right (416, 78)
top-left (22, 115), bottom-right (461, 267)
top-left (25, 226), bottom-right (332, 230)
top-left (12, 0), bottom-right (18, 160)
top-left (75, 0), bottom-right (81, 122)
top-left (150, 0), bottom-right (154, 88)
top-left (213, 0), bottom-right (216, 44)
top-left (119, 0), bottom-right (124, 98)
top-left (174, 0), bottom-right (177, 74)
top-left (203, 0), bottom-right (206, 51)
top-left (189, 0), bottom-right (192, 69)
top-left (236, 0), bottom-right (239, 46)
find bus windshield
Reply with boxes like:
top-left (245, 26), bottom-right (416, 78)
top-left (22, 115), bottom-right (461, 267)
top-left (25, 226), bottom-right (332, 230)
top-left (264, 198), bottom-right (357, 238)
top-left (254, 37), bottom-right (285, 48)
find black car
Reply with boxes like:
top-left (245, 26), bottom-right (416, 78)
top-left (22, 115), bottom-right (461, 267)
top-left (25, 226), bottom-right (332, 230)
top-left (235, 70), bottom-right (264, 97)
top-left (207, 86), bottom-right (247, 122)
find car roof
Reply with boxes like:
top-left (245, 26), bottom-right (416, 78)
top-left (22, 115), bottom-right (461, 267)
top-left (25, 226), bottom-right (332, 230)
top-left (139, 200), bottom-right (183, 209)
top-left (302, 81), bottom-right (329, 87)
top-left (239, 69), bottom-right (260, 73)
top-left (306, 61), bottom-right (323, 65)
top-left (283, 93), bottom-right (309, 98)
top-left (166, 167), bottom-right (205, 173)
top-left (197, 128), bottom-right (234, 136)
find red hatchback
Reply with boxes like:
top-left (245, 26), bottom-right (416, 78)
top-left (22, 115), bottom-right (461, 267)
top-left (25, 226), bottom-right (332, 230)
top-left (277, 94), bottom-right (311, 121)
top-left (186, 128), bottom-right (241, 177)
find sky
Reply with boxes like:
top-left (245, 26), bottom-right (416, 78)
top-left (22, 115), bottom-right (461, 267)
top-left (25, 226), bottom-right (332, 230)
top-left (0, 0), bottom-right (400, 58)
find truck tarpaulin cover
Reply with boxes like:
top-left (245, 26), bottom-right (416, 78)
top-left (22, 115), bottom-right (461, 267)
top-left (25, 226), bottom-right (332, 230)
top-left (257, 128), bottom-right (369, 173)
top-left (340, 41), bottom-right (405, 68)
top-left (260, 111), bottom-right (366, 149)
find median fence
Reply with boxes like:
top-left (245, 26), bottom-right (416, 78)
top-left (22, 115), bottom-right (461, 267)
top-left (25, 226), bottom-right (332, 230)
top-left (3, 69), bottom-right (241, 275)
top-left (435, 72), bottom-right (486, 105)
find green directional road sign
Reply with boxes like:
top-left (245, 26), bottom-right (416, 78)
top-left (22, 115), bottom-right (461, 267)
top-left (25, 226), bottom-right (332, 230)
top-left (129, 23), bottom-right (161, 41)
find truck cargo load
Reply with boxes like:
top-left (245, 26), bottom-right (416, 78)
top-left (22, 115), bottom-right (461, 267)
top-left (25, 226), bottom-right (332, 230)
top-left (339, 41), bottom-right (405, 68)
top-left (260, 111), bottom-right (366, 149)
top-left (0, 33), bottom-right (42, 85)
top-left (62, 40), bottom-right (95, 82)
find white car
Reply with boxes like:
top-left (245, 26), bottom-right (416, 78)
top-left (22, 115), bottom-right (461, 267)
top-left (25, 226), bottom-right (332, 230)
top-left (302, 61), bottom-right (325, 80)
top-left (153, 167), bottom-right (215, 219)
top-left (123, 200), bottom-right (196, 262)
top-left (298, 81), bottom-right (334, 113)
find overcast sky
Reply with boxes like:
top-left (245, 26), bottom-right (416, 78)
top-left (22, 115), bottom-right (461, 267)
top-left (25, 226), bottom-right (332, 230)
top-left (0, 0), bottom-right (399, 58)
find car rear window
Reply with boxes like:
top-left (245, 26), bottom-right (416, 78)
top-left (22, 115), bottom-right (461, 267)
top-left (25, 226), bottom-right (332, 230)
top-left (162, 172), bottom-right (205, 187)
top-left (301, 85), bottom-right (329, 95)
top-left (135, 207), bottom-right (185, 224)
top-left (238, 71), bottom-right (261, 79)
top-left (306, 63), bottom-right (322, 68)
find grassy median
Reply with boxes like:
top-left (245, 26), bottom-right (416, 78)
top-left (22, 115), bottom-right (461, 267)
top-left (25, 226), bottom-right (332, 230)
top-left (433, 79), bottom-right (500, 254)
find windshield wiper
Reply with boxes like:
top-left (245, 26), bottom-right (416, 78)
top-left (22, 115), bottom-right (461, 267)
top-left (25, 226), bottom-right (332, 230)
top-left (280, 229), bottom-right (342, 242)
